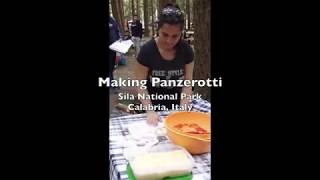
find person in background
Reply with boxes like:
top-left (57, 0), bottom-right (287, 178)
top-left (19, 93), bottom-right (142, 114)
top-left (108, 16), bottom-right (121, 83)
top-left (130, 15), bottom-right (143, 57)
top-left (135, 3), bottom-right (194, 125)
top-left (122, 18), bottom-right (129, 38)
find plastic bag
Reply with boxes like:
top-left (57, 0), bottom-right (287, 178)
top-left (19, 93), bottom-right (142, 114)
top-left (119, 54), bottom-right (126, 65)
top-left (115, 52), bottom-right (121, 65)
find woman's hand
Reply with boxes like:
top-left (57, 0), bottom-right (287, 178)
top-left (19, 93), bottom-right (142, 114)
top-left (180, 98), bottom-right (191, 108)
top-left (146, 111), bottom-right (160, 126)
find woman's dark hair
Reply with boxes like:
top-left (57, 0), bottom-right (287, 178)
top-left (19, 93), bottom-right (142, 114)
top-left (158, 3), bottom-right (184, 30)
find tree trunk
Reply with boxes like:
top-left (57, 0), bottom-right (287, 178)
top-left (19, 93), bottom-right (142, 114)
top-left (143, 0), bottom-right (149, 37)
top-left (128, 0), bottom-right (132, 18)
top-left (186, 0), bottom-right (190, 30)
top-left (158, 0), bottom-right (160, 19)
top-left (119, 0), bottom-right (125, 32)
top-left (159, 0), bottom-right (176, 10)
top-left (131, 0), bottom-right (135, 20)
top-left (193, 0), bottom-right (211, 101)
top-left (111, 0), bottom-right (124, 33)
top-left (151, 0), bottom-right (155, 36)
top-left (190, 0), bottom-right (193, 29)
top-left (109, 0), bottom-right (112, 16)
top-left (110, 0), bottom-right (116, 17)
top-left (120, 0), bottom-right (125, 20)
top-left (180, 0), bottom-right (186, 29)
top-left (136, 0), bottom-right (140, 18)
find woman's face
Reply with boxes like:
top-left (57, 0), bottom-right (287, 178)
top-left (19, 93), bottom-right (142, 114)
top-left (158, 23), bottom-right (182, 50)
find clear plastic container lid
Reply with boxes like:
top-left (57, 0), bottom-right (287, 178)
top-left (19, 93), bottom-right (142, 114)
top-left (124, 142), bottom-right (195, 167)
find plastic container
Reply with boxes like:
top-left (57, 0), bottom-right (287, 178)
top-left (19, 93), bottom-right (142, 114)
top-left (125, 144), bottom-right (194, 180)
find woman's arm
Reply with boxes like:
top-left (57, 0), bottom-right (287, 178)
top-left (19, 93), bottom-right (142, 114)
top-left (135, 62), bottom-right (160, 125)
top-left (180, 61), bottom-right (194, 107)
top-left (135, 62), bottom-right (152, 108)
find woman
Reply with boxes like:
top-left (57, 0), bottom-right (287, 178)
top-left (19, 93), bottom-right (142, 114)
top-left (135, 3), bottom-right (195, 125)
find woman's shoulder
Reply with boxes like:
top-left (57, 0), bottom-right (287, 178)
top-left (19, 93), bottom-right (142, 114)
top-left (178, 39), bottom-right (192, 49)
top-left (137, 38), bottom-right (157, 65)
top-left (142, 38), bottom-right (155, 48)
top-left (177, 40), bottom-right (194, 63)
top-left (140, 38), bottom-right (156, 54)
top-left (178, 40), bottom-right (193, 54)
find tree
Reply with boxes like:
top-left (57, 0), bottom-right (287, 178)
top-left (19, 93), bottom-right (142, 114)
top-left (193, 0), bottom-right (211, 100)
top-left (136, 0), bottom-right (140, 18)
top-left (111, 0), bottom-right (125, 33)
top-left (161, 0), bottom-right (177, 9)
top-left (186, 0), bottom-right (190, 30)
top-left (143, 0), bottom-right (149, 37)
top-left (119, 0), bottom-right (125, 31)
top-left (151, 0), bottom-right (155, 36)
top-left (109, 0), bottom-right (112, 16)
top-left (131, 0), bottom-right (135, 20)
top-left (159, 0), bottom-right (176, 9)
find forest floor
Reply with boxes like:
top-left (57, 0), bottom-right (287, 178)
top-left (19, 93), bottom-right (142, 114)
top-left (109, 37), bottom-right (151, 118)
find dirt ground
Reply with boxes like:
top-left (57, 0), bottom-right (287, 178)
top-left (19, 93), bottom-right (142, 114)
top-left (109, 37), bottom-right (151, 117)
